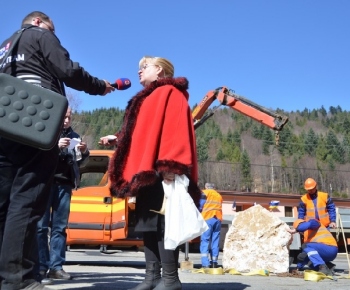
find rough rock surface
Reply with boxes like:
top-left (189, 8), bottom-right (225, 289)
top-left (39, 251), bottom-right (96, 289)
top-left (222, 204), bottom-right (292, 273)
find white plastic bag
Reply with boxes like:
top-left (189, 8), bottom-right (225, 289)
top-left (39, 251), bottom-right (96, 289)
top-left (163, 174), bottom-right (209, 250)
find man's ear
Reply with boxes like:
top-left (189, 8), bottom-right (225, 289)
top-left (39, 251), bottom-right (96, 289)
top-left (32, 17), bottom-right (40, 26)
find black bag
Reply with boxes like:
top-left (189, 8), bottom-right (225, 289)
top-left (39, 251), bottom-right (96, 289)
top-left (0, 28), bottom-right (68, 150)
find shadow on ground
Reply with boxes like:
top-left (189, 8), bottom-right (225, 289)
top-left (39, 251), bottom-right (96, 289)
top-left (49, 272), bottom-right (250, 290)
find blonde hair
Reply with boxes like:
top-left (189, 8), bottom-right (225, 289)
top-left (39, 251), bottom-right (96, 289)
top-left (139, 56), bottom-right (174, 78)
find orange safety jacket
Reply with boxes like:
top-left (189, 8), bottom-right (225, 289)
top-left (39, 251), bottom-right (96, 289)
top-left (301, 191), bottom-right (330, 227)
top-left (201, 189), bottom-right (223, 221)
top-left (293, 219), bottom-right (337, 247)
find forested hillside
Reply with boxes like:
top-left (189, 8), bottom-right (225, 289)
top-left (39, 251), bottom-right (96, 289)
top-left (72, 105), bottom-right (350, 197)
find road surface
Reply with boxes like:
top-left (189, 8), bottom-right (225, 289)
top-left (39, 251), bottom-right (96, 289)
top-left (45, 248), bottom-right (350, 290)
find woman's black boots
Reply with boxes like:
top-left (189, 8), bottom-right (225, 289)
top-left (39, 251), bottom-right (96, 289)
top-left (153, 262), bottom-right (182, 290)
top-left (128, 261), bottom-right (161, 290)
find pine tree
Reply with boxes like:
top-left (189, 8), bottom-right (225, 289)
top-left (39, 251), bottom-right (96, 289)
top-left (319, 106), bottom-right (327, 117)
top-left (232, 130), bottom-right (241, 147)
top-left (196, 138), bottom-right (209, 162)
top-left (326, 130), bottom-right (343, 163)
top-left (344, 118), bottom-right (350, 135)
top-left (316, 136), bottom-right (328, 162)
top-left (251, 124), bottom-right (261, 139)
top-left (342, 133), bottom-right (350, 163)
top-left (277, 126), bottom-right (293, 155)
top-left (241, 149), bottom-right (252, 191)
top-left (262, 127), bottom-right (274, 155)
top-left (305, 128), bottom-right (318, 156)
top-left (216, 148), bottom-right (225, 161)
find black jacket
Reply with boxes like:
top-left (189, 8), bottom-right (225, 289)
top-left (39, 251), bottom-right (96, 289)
top-left (56, 127), bottom-right (89, 189)
top-left (0, 24), bottom-right (106, 96)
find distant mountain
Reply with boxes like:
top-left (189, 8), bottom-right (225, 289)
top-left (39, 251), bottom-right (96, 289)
top-left (72, 106), bottom-right (350, 197)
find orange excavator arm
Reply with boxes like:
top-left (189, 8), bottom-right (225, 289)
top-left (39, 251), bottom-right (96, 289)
top-left (192, 86), bottom-right (288, 132)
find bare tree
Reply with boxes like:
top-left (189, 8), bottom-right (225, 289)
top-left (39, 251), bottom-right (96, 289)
top-left (66, 89), bottom-right (82, 113)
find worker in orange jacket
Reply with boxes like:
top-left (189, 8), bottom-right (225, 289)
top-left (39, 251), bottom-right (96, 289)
top-left (199, 183), bottom-right (223, 268)
top-left (289, 219), bottom-right (338, 276)
top-left (298, 178), bottom-right (336, 229)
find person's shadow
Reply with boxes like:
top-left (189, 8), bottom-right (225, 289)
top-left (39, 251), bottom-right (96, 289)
top-left (48, 271), bottom-right (250, 290)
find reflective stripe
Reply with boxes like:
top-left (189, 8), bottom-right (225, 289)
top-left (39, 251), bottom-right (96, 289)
top-left (307, 250), bottom-right (318, 257)
top-left (17, 74), bottom-right (40, 79)
top-left (17, 74), bottom-right (42, 85)
top-left (313, 235), bottom-right (329, 243)
top-left (204, 201), bottom-right (222, 206)
top-left (22, 79), bottom-right (41, 84)
top-left (202, 207), bottom-right (222, 212)
top-left (201, 189), bottom-right (223, 220)
top-left (304, 224), bottom-right (337, 246)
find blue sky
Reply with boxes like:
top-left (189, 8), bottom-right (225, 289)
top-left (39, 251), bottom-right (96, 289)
top-left (1, 0), bottom-right (349, 113)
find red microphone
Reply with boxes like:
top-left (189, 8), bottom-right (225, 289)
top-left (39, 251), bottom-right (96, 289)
top-left (111, 78), bottom-right (131, 90)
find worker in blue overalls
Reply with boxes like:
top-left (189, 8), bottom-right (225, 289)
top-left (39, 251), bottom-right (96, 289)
top-left (199, 183), bottom-right (223, 268)
top-left (289, 219), bottom-right (338, 276)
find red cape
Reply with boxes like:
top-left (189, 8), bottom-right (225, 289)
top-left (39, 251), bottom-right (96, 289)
top-left (109, 77), bottom-right (201, 204)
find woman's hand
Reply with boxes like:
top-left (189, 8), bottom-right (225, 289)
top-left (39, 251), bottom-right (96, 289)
top-left (162, 172), bottom-right (175, 184)
top-left (99, 135), bottom-right (118, 146)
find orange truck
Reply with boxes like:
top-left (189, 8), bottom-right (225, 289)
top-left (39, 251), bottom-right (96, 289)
top-left (66, 87), bottom-right (289, 250)
top-left (66, 149), bottom-right (144, 250)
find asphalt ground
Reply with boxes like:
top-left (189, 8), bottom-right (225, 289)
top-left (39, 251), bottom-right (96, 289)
top-left (45, 248), bottom-right (350, 290)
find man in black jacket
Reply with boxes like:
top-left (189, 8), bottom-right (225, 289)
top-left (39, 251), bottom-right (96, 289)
top-left (0, 11), bottom-right (114, 290)
top-left (37, 107), bottom-right (89, 284)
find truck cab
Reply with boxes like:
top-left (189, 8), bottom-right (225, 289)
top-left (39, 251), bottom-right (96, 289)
top-left (66, 150), bottom-right (143, 248)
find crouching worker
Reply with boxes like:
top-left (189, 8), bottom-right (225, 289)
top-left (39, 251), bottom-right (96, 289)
top-left (290, 219), bottom-right (338, 275)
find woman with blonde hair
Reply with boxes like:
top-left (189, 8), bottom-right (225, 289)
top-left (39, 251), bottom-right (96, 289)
top-left (100, 56), bottom-right (200, 290)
